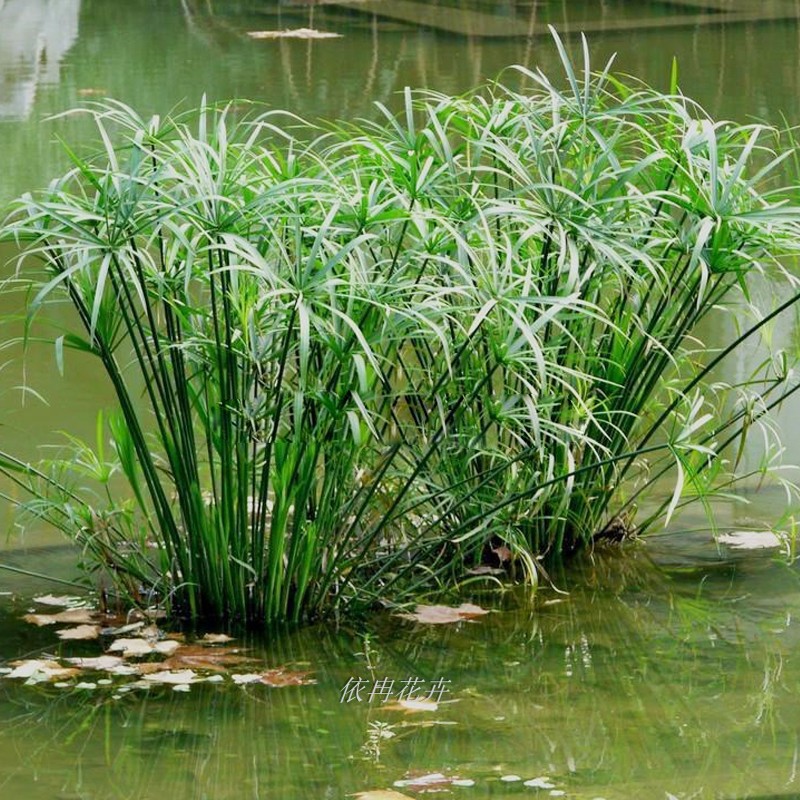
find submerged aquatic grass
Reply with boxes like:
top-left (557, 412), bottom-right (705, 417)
top-left (2, 32), bottom-right (800, 626)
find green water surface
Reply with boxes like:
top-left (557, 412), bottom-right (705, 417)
top-left (2, 535), bottom-right (800, 799)
top-left (3, 2), bottom-right (800, 798)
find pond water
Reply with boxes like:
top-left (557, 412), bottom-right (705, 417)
top-left (3, 533), bottom-right (800, 800)
top-left (2, 1), bottom-right (800, 798)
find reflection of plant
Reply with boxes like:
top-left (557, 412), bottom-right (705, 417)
top-left (2, 31), bottom-right (800, 626)
top-left (753, 651), bottom-right (784, 732)
top-left (356, 633), bottom-right (380, 680)
top-left (359, 720), bottom-right (397, 763)
top-left (777, 511), bottom-right (800, 563)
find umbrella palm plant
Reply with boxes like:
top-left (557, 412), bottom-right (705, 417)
top-left (2, 31), bottom-right (800, 626)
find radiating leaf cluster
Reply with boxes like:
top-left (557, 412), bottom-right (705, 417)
top-left (3, 33), bottom-right (800, 625)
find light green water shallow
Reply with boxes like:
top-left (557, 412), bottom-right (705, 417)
top-left (2, 536), bottom-right (800, 799)
top-left (3, 2), bottom-right (800, 798)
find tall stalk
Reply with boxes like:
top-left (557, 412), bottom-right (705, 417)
top-left (2, 33), bottom-right (800, 625)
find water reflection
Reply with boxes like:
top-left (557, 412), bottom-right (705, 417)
top-left (1, 539), bottom-right (799, 798)
top-left (0, 0), bottom-right (81, 121)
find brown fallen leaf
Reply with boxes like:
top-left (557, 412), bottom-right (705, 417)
top-left (394, 772), bottom-right (457, 791)
top-left (65, 655), bottom-right (126, 671)
top-left (23, 614), bottom-right (57, 626)
top-left (353, 791), bottom-right (414, 800)
top-left (107, 638), bottom-right (181, 657)
top-left (160, 645), bottom-right (251, 672)
top-left (77, 88), bottom-right (107, 96)
top-left (231, 673), bottom-right (263, 684)
top-left (247, 28), bottom-right (343, 40)
top-left (53, 608), bottom-right (100, 623)
top-left (260, 668), bottom-right (315, 687)
top-left (201, 633), bottom-right (234, 644)
top-left (56, 624), bottom-right (101, 641)
top-left (24, 608), bottom-right (98, 626)
top-left (107, 638), bottom-right (156, 657)
top-left (5, 659), bottom-right (80, 681)
top-left (231, 668), bottom-right (314, 686)
top-left (171, 643), bottom-right (244, 657)
top-left (143, 669), bottom-right (200, 685)
top-left (145, 639), bottom-right (181, 656)
top-left (33, 594), bottom-right (87, 608)
top-left (134, 661), bottom-right (173, 675)
top-left (396, 603), bottom-right (490, 625)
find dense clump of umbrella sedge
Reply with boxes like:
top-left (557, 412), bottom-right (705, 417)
top-left (2, 34), bottom-right (800, 626)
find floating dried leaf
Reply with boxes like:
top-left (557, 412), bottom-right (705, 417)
top-left (121, 623), bottom-right (162, 639)
top-left (260, 668), bottom-right (314, 687)
top-left (394, 772), bottom-right (453, 790)
top-left (66, 655), bottom-right (126, 671)
top-left (161, 645), bottom-right (250, 672)
top-left (154, 639), bottom-right (184, 655)
top-left (56, 624), bottom-right (101, 641)
top-left (231, 673), bottom-right (262, 685)
top-left (33, 594), bottom-right (87, 608)
top-left (353, 791), bottom-right (414, 800)
top-left (108, 638), bottom-right (154, 656)
top-left (718, 531), bottom-right (783, 550)
top-left (247, 27), bottom-right (343, 40)
top-left (143, 669), bottom-right (200, 685)
top-left (5, 660), bottom-right (79, 681)
top-left (108, 638), bottom-right (180, 657)
top-left (23, 614), bottom-right (58, 627)
top-left (231, 668), bottom-right (313, 687)
top-left (201, 633), bottom-right (234, 644)
top-left (56, 608), bottom-right (98, 623)
top-left (109, 664), bottom-right (140, 676)
top-left (133, 661), bottom-right (170, 675)
top-left (24, 608), bottom-right (97, 626)
top-left (397, 603), bottom-right (490, 625)
top-left (523, 777), bottom-right (555, 789)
